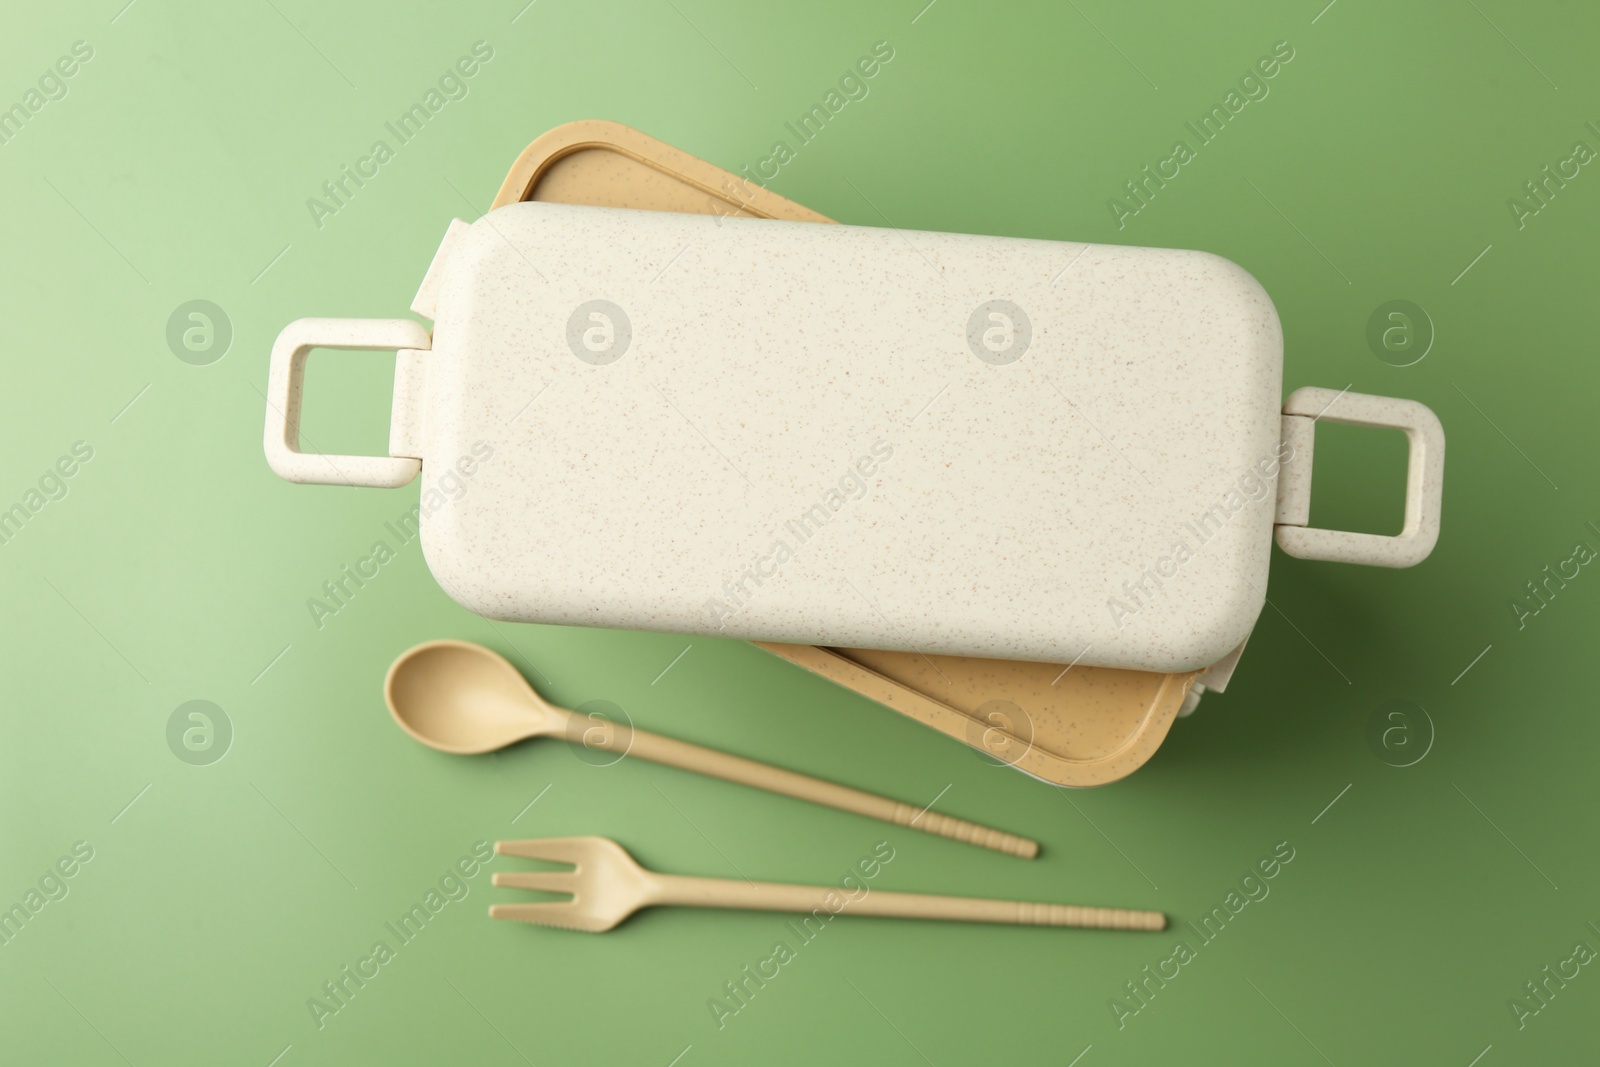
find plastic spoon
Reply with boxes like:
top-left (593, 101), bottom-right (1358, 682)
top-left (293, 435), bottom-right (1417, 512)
top-left (384, 640), bottom-right (1038, 858)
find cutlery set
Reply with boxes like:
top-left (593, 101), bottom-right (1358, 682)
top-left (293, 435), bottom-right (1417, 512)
top-left (386, 639), bottom-right (1165, 933)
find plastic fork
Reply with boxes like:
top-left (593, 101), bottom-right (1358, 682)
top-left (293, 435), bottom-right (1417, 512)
top-left (489, 838), bottom-right (1167, 933)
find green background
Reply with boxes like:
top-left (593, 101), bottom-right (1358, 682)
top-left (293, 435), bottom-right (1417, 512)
top-left (2, 0), bottom-right (1595, 1063)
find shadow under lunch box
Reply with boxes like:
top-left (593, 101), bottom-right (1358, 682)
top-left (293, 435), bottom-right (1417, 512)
top-left (264, 121), bottom-right (1445, 784)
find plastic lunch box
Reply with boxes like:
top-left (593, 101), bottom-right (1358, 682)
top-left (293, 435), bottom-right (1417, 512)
top-left (264, 122), bottom-right (1445, 785)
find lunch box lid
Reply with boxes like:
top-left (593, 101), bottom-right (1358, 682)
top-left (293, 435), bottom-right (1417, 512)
top-left (411, 202), bottom-right (1283, 671)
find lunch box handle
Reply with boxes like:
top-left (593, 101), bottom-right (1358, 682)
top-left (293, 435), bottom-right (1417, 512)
top-left (263, 317), bottom-right (430, 488)
top-left (1273, 387), bottom-right (1444, 568)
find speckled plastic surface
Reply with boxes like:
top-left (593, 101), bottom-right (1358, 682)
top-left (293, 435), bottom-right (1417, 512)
top-left (415, 198), bottom-right (1284, 671)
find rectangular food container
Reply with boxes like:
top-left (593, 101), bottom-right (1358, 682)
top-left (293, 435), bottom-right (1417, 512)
top-left (264, 121), bottom-right (1444, 784)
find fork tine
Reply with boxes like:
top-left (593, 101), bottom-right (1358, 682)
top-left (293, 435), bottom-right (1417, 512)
top-left (489, 902), bottom-right (576, 923)
top-left (494, 838), bottom-right (588, 864)
top-left (489, 902), bottom-right (610, 933)
top-left (492, 871), bottom-right (576, 893)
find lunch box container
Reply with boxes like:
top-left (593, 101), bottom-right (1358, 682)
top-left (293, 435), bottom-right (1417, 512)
top-left (264, 121), bottom-right (1445, 785)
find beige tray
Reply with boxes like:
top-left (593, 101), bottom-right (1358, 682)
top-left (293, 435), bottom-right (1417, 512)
top-left (492, 120), bottom-right (1198, 787)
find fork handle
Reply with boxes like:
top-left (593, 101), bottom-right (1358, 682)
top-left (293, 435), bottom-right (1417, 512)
top-left (652, 874), bottom-right (1164, 930)
top-left (587, 721), bottom-right (1037, 859)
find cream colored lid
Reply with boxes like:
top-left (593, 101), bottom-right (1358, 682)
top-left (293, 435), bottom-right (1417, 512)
top-left (416, 201), bottom-right (1284, 672)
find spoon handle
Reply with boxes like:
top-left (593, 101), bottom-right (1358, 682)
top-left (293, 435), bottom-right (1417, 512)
top-left (587, 721), bottom-right (1038, 858)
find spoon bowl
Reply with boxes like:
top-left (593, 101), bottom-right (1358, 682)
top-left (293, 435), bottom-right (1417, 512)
top-left (385, 640), bottom-right (564, 754)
